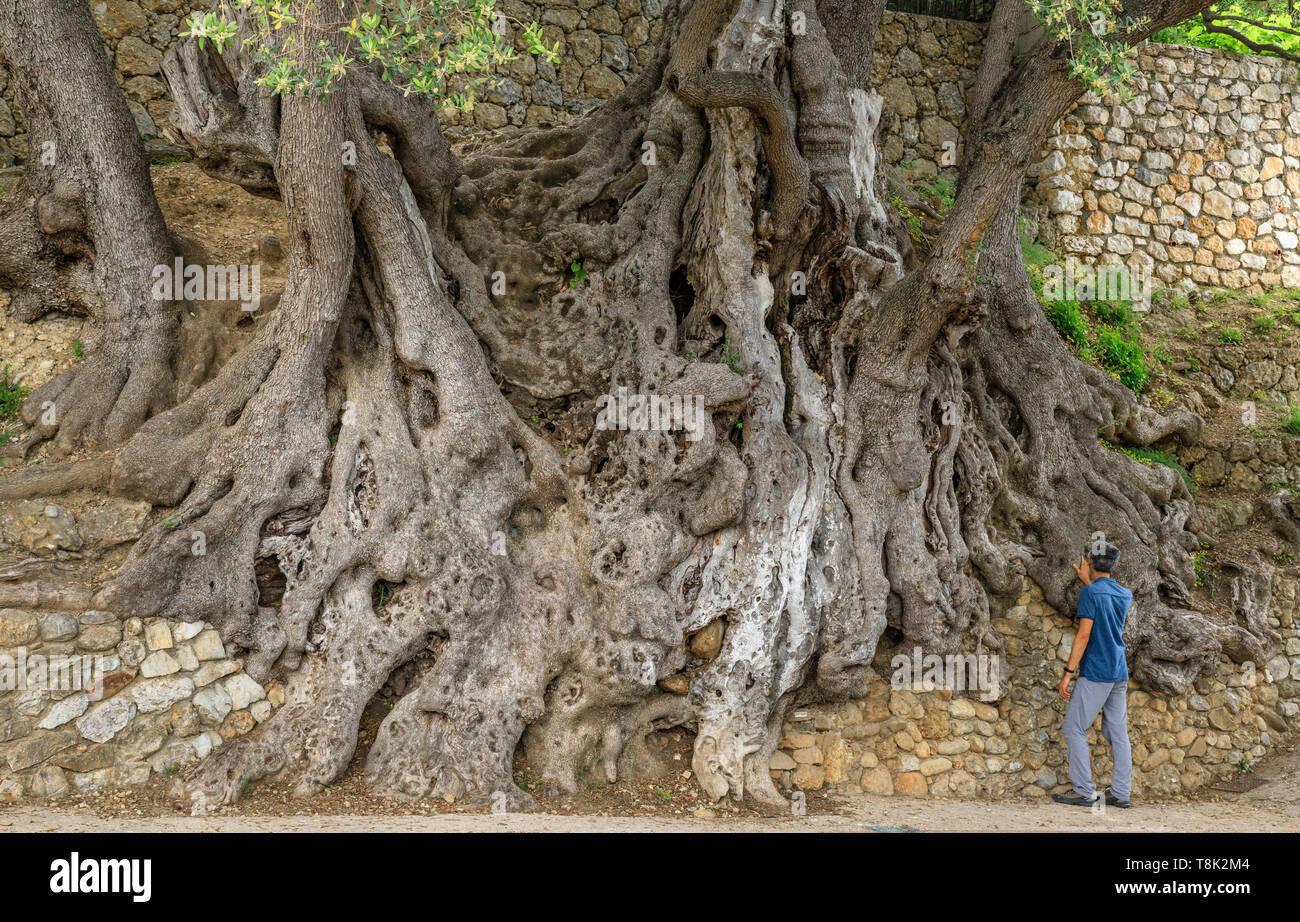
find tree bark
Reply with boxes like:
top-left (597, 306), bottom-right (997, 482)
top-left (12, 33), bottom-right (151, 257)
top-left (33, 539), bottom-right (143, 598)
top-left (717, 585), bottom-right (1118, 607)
top-left (0, 0), bottom-right (1265, 807)
top-left (0, 0), bottom-right (180, 456)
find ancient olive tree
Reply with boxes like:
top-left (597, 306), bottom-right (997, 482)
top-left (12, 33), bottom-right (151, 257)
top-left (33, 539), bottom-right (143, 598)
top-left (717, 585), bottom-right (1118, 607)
top-left (0, 0), bottom-right (184, 456)
top-left (0, 0), bottom-right (1282, 807)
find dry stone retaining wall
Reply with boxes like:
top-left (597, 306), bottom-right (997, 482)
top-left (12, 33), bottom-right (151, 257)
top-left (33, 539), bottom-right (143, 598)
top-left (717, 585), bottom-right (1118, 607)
top-left (0, 608), bottom-right (282, 800)
top-left (1031, 45), bottom-right (1300, 295)
top-left (0, 496), bottom-right (283, 800)
top-left (870, 11), bottom-right (987, 182)
top-left (772, 575), bottom-right (1300, 800)
top-left (8, 4), bottom-right (1296, 307)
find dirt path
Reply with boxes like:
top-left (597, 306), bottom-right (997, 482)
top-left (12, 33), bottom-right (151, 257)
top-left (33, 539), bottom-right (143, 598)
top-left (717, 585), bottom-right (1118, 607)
top-left (0, 794), bottom-right (1292, 832)
top-left (4, 750), bottom-right (1296, 832)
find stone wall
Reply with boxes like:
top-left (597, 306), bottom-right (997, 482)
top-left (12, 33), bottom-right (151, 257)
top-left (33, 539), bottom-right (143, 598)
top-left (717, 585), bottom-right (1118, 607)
top-left (0, 1), bottom-right (203, 167)
top-left (0, 607), bottom-right (283, 800)
top-left (443, 0), bottom-right (664, 132)
top-left (870, 11), bottom-right (987, 183)
top-left (0, 498), bottom-right (282, 800)
top-left (3, 7), bottom-right (980, 171)
top-left (771, 574), bottom-right (1300, 800)
top-left (1031, 45), bottom-right (1300, 295)
top-left (1184, 341), bottom-right (1300, 493)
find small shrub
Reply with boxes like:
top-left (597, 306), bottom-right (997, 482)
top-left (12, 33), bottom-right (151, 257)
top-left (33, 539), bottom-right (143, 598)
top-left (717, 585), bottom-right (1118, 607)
top-left (1191, 549), bottom-right (1213, 587)
top-left (1219, 326), bottom-right (1243, 344)
top-left (1281, 405), bottom-right (1300, 436)
top-left (1044, 298), bottom-right (1090, 348)
top-left (1092, 300), bottom-right (1133, 325)
top-left (0, 365), bottom-right (29, 420)
top-left (1094, 327), bottom-right (1149, 393)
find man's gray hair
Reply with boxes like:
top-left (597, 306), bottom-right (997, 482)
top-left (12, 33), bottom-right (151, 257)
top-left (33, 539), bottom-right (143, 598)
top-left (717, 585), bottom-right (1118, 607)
top-left (1089, 541), bottom-right (1120, 573)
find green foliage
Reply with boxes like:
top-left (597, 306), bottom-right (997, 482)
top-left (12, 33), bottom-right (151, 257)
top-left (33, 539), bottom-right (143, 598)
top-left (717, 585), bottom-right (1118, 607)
top-left (1114, 444), bottom-right (1196, 492)
top-left (1023, 242), bottom-right (1153, 393)
top-left (722, 337), bottom-right (742, 373)
top-left (1092, 300), bottom-right (1133, 325)
top-left (1155, 286), bottom-right (1191, 310)
top-left (0, 365), bottom-right (29, 420)
top-left (1191, 548), bottom-right (1213, 587)
top-left (72, 339), bottom-right (83, 357)
top-left (1155, 2), bottom-right (1300, 60)
top-left (1094, 326), bottom-right (1149, 392)
top-left (1219, 326), bottom-right (1243, 344)
top-left (569, 260), bottom-right (588, 287)
top-left (1044, 297), bottom-right (1092, 348)
top-left (889, 193), bottom-right (923, 241)
top-left (1029, 0), bottom-right (1148, 97)
top-left (912, 175), bottom-right (955, 211)
top-left (182, 0), bottom-right (559, 112)
top-left (1020, 241), bottom-right (1056, 273)
top-left (1281, 404), bottom-right (1300, 435)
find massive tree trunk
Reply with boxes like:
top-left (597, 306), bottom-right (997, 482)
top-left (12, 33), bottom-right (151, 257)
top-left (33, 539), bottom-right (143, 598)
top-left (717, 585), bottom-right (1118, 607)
top-left (3, 0), bottom-right (1277, 807)
top-left (0, 0), bottom-right (182, 456)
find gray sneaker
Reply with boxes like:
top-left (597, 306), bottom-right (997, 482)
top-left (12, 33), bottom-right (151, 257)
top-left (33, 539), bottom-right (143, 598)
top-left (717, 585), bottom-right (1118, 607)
top-left (1052, 791), bottom-right (1100, 807)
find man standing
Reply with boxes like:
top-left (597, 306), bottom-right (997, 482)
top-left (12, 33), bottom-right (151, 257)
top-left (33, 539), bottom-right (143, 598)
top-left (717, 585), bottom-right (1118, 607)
top-left (1052, 541), bottom-right (1133, 809)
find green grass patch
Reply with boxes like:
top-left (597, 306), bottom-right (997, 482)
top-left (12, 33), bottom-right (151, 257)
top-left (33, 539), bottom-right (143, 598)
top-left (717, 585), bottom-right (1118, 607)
top-left (1044, 298), bottom-right (1091, 349)
top-left (1093, 326), bottom-right (1150, 393)
top-left (1281, 405), bottom-right (1300, 436)
top-left (912, 175), bottom-right (956, 211)
top-left (0, 365), bottom-right (29, 420)
top-left (1025, 243), bottom-right (1155, 394)
top-left (1113, 444), bottom-right (1196, 492)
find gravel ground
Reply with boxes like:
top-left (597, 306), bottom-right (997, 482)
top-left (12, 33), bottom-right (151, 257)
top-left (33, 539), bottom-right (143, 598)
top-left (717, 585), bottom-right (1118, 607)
top-left (1, 791), bottom-right (1294, 832)
top-left (3, 749), bottom-right (1295, 832)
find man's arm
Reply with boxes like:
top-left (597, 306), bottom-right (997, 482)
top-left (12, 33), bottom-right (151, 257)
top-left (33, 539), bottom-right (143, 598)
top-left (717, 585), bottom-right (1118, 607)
top-left (1065, 618), bottom-right (1093, 675)
top-left (1059, 619), bottom-right (1092, 700)
top-left (1059, 582), bottom-right (1097, 700)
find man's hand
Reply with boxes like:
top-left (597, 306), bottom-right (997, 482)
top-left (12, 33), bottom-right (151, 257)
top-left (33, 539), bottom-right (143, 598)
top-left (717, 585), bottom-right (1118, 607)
top-left (1059, 672), bottom-right (1072, 700)
top-left (1072, 555), bottom-right (1094, 586)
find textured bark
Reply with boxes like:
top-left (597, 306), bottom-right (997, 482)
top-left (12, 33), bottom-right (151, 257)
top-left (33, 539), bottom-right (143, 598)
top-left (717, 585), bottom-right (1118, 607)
top-left (0, 0), bottom-right (180, 456)
top-left (0, 0), bottom-right (1269, 807)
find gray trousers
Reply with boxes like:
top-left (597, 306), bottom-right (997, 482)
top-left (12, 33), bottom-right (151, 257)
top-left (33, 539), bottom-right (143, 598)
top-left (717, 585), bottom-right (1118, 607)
top-left (1063, 676), bottom-right (1132, 800)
